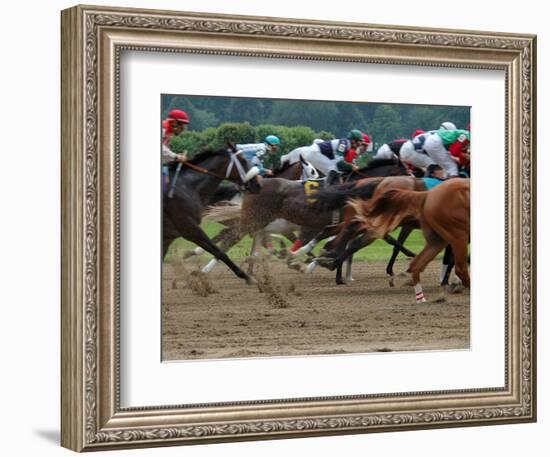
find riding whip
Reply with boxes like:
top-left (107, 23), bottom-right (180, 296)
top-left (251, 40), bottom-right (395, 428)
top-left (168, 162), bottom-right (183, 198)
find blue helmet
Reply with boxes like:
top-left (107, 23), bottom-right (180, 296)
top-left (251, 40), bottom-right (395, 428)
top-left (264, 135), bottom-right (281, 146)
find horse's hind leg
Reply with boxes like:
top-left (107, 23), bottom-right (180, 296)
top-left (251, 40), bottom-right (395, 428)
top-left (407, 230), bottom-right (446, 303)
top-left (449, 238), bottom-right (470, 289)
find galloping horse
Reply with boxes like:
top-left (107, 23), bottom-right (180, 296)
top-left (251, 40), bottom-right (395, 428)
top-left (204, 158), bottom-right (412, 278)
top-left (312, 176), bottom-right (425, 283)
top-left (163, 145), bottom-right (259, 284)
top-left (182, 155), bottom-right (318, 263)
top-left (351, 178), bottom-right (470, 303)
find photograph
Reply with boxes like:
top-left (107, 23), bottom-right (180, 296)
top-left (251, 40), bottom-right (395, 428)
top-left (161, 94), bottom-right (472, 361)
top-left (58, 4), bottom-right (536, 451)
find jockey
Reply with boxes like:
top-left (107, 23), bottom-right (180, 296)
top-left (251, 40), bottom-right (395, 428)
top-left (162, 109), bottom-right (190, 164)
top-left (423, 128), bottom-right (470, 177)
top-left (341, 131), bottom-right (371, 171)
top-left (439, 121), bottom-right (457, 131)
top-left (325, 129), bottom-right (364, 182)
top-left (236, 135), bottom-right (281, 176)
top-left (373, 138), bottom-right (408, 161)
top-left (397, 130), bottom-right (436, 172)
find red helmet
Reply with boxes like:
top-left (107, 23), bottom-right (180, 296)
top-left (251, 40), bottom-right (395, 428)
top-left (168, 109), bottom-right (190, 124)
top-left (412, 129), bottom-right (425, 138)
top-left (361, 132), bottom-right (371, 143)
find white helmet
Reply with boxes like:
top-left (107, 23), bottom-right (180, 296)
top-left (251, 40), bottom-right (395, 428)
top-left (440, 121), bottom-right (457, 131)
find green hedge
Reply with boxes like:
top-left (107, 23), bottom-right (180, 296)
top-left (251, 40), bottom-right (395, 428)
top-left (169, 122), bottom-right (335, 168)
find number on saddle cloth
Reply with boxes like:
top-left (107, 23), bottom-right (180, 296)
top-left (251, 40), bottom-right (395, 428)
top-left (303, 179), bottom-right (321, 203)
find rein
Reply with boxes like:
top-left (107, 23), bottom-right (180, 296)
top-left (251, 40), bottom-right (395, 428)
top-left (181, 161), bottom-right (226, 180)
top-left (180, 149), bottom-right (249, 182)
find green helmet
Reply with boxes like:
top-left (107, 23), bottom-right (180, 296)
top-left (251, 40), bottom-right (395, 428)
top-left (264, 135), bottom-right (281, 146)
top-left (347, 129), bottom-right (363, 141)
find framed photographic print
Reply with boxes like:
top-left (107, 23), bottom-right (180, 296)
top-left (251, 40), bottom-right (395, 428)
top-left (61, 4), bottom-right (536, 452)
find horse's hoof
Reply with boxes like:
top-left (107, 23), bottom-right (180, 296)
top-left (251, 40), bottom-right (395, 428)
top-left (416, 297), bottom-right (427, 304)
top-left (245, 275), bottom-right (257, 285)
top-left (288, 262), bottom-right (304, 272)
top-left (316, 257), bottom-right (337, 271)
top-left (336, 279), bottom-right (346, 286)
top-left (431, 294), bottom-right (448, 304)
top-left (305, 261), bottom-right (317, 274)
top-left (447, 282), bottom-right (464, 294)
top-left (395, 272), bottom-right (413, 288)
top-left (388, 276), bottom-right (395, 287)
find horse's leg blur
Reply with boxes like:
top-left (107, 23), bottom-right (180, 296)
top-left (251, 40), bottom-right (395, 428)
top-left (450, 238), bottom-right (470, 289)
top-left (183, 221), bottom-right (253, 284)
top-left (318, 222), bottom-right (361, 270)
top-left (345, 255), bottom-right (354, 282)
top-left (440, 245), bottom-right (455, 286)
top-left (201, 228), bottom-right (242, 274)
top-left (406, 229), bottom-right (446, 303)
top-left (334, 234), bottom-right (373, 284)
top-left (385, 225), bottom-right (413, 282)
top-left (246, 231), bottom-right (264, 275)
top-left (182, 224), bottom-right (231, 259)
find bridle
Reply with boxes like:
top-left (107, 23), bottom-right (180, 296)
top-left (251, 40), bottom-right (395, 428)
top-left (181, 149), bottom-right (250, 183)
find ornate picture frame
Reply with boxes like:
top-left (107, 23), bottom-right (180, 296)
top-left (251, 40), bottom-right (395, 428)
top-left (61, 4), bottom-right (536, 452)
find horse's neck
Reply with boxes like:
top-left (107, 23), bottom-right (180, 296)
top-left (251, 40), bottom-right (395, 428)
top-left (178, 166), bottom-right (223, 204)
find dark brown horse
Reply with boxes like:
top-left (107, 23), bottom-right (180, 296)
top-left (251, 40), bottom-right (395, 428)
top-left (163, 146), bottom-right (259, 284)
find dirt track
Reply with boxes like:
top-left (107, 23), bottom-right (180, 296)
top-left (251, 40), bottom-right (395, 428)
top-left (162, 257), bottom-right (469, 361)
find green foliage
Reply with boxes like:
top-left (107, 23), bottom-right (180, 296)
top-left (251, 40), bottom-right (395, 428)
top-left (162, 95), bottom-right (470, 153)
top-left (216, 122), bottom-right (257, 147)
top-left (169, 123), bottom-right (335, 163)
top-left (370, 105), bottom-right (403, 146)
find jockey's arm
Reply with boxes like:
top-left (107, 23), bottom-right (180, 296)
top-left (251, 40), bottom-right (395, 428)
top-left (336, 158), bottom-right (354, 172)
top-left (162, 144), bottom-right (187, 164)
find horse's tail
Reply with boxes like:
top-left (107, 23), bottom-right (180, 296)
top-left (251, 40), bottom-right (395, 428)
top-left (204, 201), bottom-right (242, 223)
top-left (351, 188), bottom-right (427, 236)
top-left (312, 179), bottom-right (383, 211)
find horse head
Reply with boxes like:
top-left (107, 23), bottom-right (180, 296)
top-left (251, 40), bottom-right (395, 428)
top-left (299, 154), bottom-right (320, 180)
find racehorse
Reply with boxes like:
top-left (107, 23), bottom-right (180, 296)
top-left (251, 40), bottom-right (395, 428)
top-left (163, 145), bottom-right (259, 284)
top-left (203, 158), bottom-right (411, 277)
top-left (194, 156), bottom-right (320, 273)
top-left (312, 176), bottom-right (425, 283)
top-left (350, 178), bottom-right (470, 303)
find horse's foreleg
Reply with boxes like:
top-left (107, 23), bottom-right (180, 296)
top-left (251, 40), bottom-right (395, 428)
top-left (385, 225), bottom-right (413, 277)
top-left (201, 228), bottom-right (242, 274)
top-left (440, 245), bottom-right (455, 286)
top-left (383, 233), bottom-right (416, 258)
top-left (186, 224), bottom-right (253, 284)
top-left (407, 235), bottom-right (446, 303)
top-left (334, 234), bottom-right (372, 284)
top-left (336, 251), bottom-right (355, 284)
top-left (345, 256), bottom-right (354, 282)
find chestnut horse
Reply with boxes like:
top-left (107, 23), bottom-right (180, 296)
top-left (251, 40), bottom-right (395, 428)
top-left (352, 178), bottom-right (470, 303)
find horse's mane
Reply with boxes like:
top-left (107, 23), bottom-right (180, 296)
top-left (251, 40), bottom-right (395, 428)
top-left (188, 148), bottom-right (229, 165)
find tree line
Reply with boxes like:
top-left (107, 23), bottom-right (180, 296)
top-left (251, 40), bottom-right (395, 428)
top-left (162, 94), bottom-right (470, 149)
